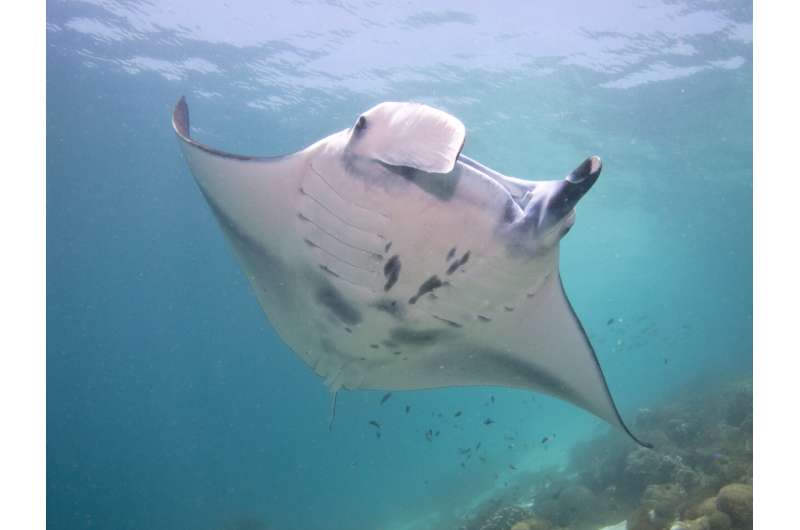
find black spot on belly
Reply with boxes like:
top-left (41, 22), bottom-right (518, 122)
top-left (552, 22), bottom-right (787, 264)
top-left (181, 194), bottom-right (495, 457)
top-left (373, 298), bottom-right (405, 319)
top-left (446, 251), bottom-right (471, 275)
top-left (432, 315), bottom-right (462, 328)
top-left (316, 282), bottom-right (362, 326)
top-left (383, 254), bottom-right (401, 291)
top-left (319, 264), bottom-right (341, 279)
top-left (390, 327), bottom-right (450, 346)
top-left (409, 275), bottom-right (444, 304)
top-left (446, 246), bottom-right (457, 261)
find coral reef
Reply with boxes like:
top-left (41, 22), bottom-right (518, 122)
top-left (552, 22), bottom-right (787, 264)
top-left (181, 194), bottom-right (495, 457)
top-left (458, 377), bottom-right (752, 530)
top-left (715, 484), bottom-right (752, 528)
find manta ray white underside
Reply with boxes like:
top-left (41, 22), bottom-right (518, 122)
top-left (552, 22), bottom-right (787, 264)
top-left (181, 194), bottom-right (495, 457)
top-left (172, 98), bottom-right (650, 448)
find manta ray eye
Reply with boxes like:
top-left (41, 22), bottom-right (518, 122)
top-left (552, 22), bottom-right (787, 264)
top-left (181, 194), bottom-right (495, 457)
top-left (354, 115), bottom-right (367, 131)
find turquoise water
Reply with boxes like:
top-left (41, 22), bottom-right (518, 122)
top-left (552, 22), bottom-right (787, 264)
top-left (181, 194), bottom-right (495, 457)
top-left (46, 1), bottom-right (752, 529)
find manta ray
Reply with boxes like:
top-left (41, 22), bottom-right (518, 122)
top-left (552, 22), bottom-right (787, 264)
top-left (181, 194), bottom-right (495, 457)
top-left (172, 98), bottom-right (650, 448)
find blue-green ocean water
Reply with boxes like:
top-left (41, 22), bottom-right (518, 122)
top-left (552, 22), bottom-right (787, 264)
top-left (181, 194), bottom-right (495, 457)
top-left (46, 1), bottom-right (752, 529)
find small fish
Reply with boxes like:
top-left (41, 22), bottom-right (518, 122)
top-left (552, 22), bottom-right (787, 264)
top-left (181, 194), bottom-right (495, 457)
top-left (454, 411), bottom-right (462, 417)
top-left (425, 429), bottom-right (433, 441)
top-left (435, 430), bottom-right (440, 437)
top-left (475, 442), bottom-right (482, 450)
top-left (405, 405), bottom-right (411, 413)
top-left (459, 447), bottom-right (471, 454)
top-left (479, 456), bottom-right (486, 463)
top-left (509, 464), bottom-right (517, 470)
top-left (369, 420), bottom-right (381, 429)
top-left (460, 462), bottom-right (465, 468)
top-left (504, 434), bottom-right (515, 441)
top-left (380, 392), bottom-right (392, 405)
top-left (607, 317), bottom-right (615, 326)
top-left (490, 395), bottom-right (495, 403)
top-left (484, 418), bottom-right (495, 426)
top-left (507, 444), bottom-right (514, 449)
top-left (376, 431), bottom-right (381, 439)
top-left (541, 436), bottom-right (549, 444)
top-left (664, 358), bottom-right (669, 365)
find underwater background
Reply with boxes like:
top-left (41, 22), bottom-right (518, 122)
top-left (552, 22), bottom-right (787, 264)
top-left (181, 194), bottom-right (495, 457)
top-left (46, 1), bottom-right (752, 529)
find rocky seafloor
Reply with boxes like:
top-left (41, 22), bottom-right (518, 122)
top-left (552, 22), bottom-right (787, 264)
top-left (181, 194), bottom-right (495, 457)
top-left (457, 377), bottom-right (753, 530)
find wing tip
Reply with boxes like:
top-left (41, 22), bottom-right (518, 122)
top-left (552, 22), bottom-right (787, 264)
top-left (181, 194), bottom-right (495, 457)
top-left (621, 422), bottom-right (654, 449)
top-left (172, 96), bottom-right (190, 139)
top-left (556, 274), bottom-right (654, 450)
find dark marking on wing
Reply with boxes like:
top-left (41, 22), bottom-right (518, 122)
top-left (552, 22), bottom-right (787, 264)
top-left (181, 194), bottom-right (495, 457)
top-left (383, 254), bottom-right (401, 291)
top-left (409, 275), bottom-right (444, 304)
top-left (477, 315), bottom-right (492, 322)
top-left (432, 315), bottom-right (462, 328)
top-left (390, 326), bottom-right (450, 346)
top-left (316, 282), bottom-right (362, 325)
top-left (502, 198), bottom-right (517, 224)
top-left (446, 251), bottom-right (471, 275)
top-left (446, 246), bottom-right (457, 261)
